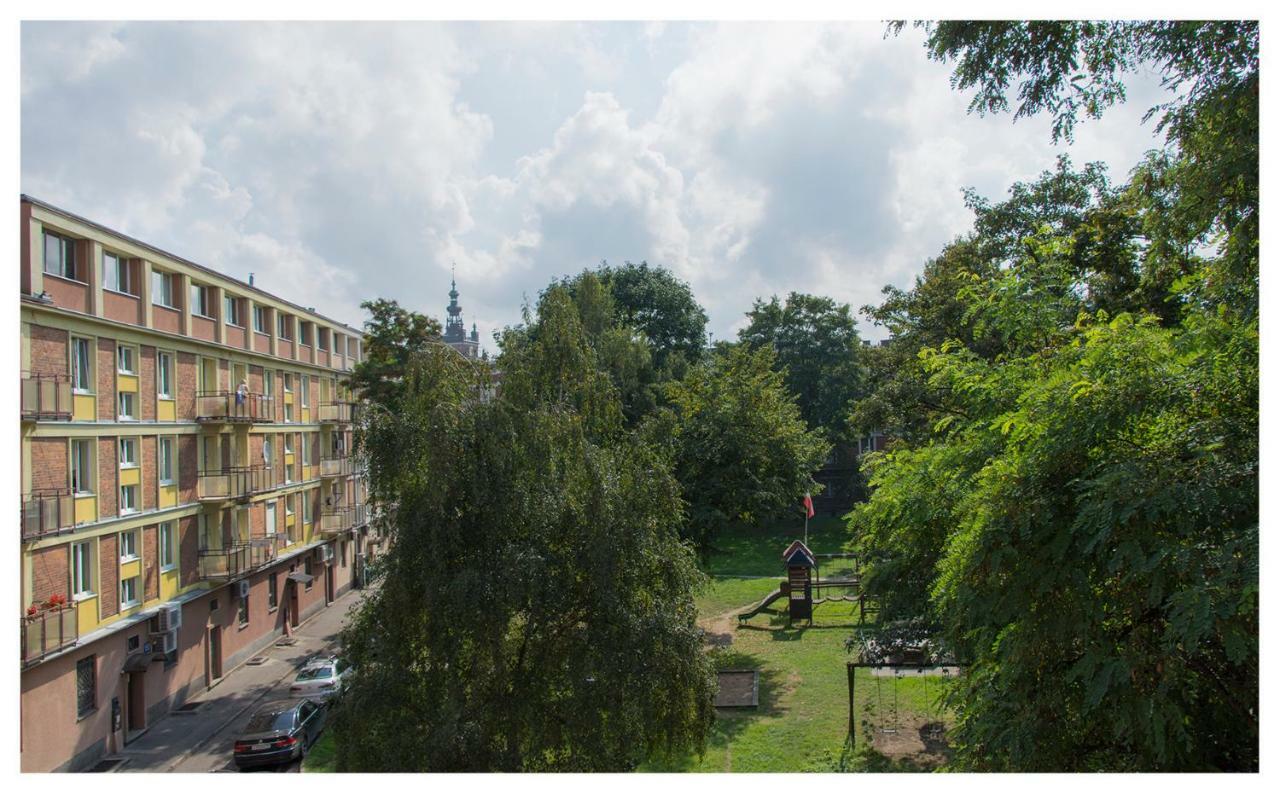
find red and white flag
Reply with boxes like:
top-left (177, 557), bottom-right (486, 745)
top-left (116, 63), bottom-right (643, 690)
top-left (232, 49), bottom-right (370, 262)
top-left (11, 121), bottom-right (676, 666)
top-left (803, 493), bottom-right (814, 519)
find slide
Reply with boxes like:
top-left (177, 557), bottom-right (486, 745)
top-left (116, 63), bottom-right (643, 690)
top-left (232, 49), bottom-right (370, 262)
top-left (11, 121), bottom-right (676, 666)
top-left (737, 588), bottom-right (786, 622)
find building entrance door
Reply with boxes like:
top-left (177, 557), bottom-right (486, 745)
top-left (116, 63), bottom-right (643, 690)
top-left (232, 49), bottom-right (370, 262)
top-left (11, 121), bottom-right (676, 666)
top-left (209, 626), bottom-right (223, 683)
top-left (325, 563), bottom-right (335, 604)
top-left (289, 581), bottom-right (300, 628)
top-left (125, 671), bottom-right (146, 739)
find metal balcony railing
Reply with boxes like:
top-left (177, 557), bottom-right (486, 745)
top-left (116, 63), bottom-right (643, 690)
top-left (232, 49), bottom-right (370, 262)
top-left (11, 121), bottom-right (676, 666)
top-left (196, 466), bottom-right (267, 502)
top-left (21, 606), bottom-right (78, 666)
top-left (319, 454), bottom-right (352, 478)
top-left (195, 391), bottom-right (274, 423)
top-left (21, 489), bottom-right (76, 541)
top-left (317, 402), bottom-right (354, 424)
top-left (249, 534), bottom-right (288, 569)
top-left (21, 373), bottom-right (72, 422)
top-left (197, 544), bottom-right (249, 580)
top-left (320, 503), bottom-right (365, 534)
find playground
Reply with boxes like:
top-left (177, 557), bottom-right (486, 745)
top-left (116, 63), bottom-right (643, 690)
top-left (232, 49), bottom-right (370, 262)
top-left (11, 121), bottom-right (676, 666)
top-left (642, 516), bottom-right (955, 773)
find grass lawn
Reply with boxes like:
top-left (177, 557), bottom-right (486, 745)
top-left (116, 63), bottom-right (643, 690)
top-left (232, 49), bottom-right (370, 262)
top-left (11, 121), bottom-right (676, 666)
top-left (302, 731), bottom-right (337, 773)
top-left (643, 516), bottom-right (954, 772)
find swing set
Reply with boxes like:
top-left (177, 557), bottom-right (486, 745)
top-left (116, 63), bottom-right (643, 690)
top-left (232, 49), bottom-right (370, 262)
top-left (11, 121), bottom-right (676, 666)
top-left (844, 622), bottom-right (962, 749)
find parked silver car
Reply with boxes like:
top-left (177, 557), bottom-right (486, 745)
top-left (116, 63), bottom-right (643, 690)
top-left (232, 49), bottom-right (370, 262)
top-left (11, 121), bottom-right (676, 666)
top-left (288, 657), bottom-right (352, 700)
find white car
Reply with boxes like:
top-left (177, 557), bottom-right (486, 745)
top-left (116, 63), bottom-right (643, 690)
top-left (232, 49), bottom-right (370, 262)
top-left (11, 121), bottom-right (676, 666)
top-left (288, 657), bottom-right (352, 700)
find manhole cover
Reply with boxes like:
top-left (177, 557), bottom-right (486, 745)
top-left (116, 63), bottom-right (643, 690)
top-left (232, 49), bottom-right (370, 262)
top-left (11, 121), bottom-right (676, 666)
top-left (245, 656), bottom-right (269, 666)
top-left (87, 758), bottom-right (126, 772)
top-left (715, 669), bottom-right (759, 708)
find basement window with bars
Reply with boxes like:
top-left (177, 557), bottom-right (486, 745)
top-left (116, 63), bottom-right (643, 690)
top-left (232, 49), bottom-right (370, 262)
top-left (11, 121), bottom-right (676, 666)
top-left (76, 656), bottom-right (96, 718)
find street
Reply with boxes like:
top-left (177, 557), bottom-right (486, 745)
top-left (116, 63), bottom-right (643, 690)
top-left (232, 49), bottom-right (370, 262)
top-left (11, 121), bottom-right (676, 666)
top-left (116, 585), bottom-right (368, 773)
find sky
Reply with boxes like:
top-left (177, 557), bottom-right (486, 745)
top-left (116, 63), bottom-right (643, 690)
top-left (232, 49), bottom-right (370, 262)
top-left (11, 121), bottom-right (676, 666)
top-left (20, 21), bottom-right (1173, 351)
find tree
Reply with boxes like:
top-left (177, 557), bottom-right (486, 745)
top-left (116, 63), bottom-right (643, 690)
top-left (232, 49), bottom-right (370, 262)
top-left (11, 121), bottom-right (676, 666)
top-left (597, 261), bottom-right (709, 367)
top-left (333, 296), bottom-right (716, 772)
top-left (662, 344), bottom-right (830, 553)
top-left (347, 298), bottom-right (443, 409)
top-left (738, 292), bottom-right (865, 442)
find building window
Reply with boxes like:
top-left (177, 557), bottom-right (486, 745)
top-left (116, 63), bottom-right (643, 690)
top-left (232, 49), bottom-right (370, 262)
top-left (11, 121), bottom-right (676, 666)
top-left (152, 270), bottom-right (176, 308)
top-left (284, 401), bottom-right (293, 423)
top-left (120, 575), bottom-right (140, 607)
top-left (286, 493), bottom-right (295, 517)
top-left (43, 230), bottom-right (77, 280)
top-left (190, 283), bottom-right (213, 318)
top-left (225, 295), bottom-right (243, 326)
top-left (299, 323), bottom-right (311, 346)
top-left (104, 252), bottom-right (133, 294)
top-left (159, 521), bottom-right (176, 570)
top-left (283, 373), bottom-right (292, 393)
top-left (159, 437), bottom-right (174, 483)
top-left (303, 489), bottom-right (312, 524)
top-left (304, 556), bottom-right (314, 590)
top-left (300, 375), bottom-right (309, 407)
top-left (253, 305), bottom-right (268, 334)
top-left (76, 656), bottom-right (96, 718)
top-left (284, 434), bottom-right (294, 456)
top-left (71, 337), bottom-right (92, 393)
top-left (277, 313), bottom-right (292, 340)
top-left (268, 574), bottom-right (278, 610)
top-left (117, 344), bottom-right (136, 374)
top-left (120, 485), bottom-right (138, 514)
top-left (72, 541), bottom-right (94, 596)
top-left (237, 591), bottom-right (249, 626)
top-left (263, 369), bottom-right (274, 400)
top-left (118, 391), bottom-right (136, 421)
top-left (119, 437), bottom-right (137, 467)
top-left (71, 439), bottom-right (93, 494)
top-left (157, 351), bottom-right (173, 398)
top-left (318, 328), bottom-right (329, 351)
top-left (262, 438), bottom-right (272, 469)
top-left (119, 529), bottom-right (138, 560)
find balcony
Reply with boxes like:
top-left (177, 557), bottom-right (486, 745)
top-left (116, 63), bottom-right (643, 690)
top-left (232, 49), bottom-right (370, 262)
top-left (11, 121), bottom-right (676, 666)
top-left (21, 606), bottom-right (77, 666)
top-left (197, 466), bottom-right (267, 503)
top-left (21, 489), bottom-right (76, 541)
top-left (320, 454), bottom-right (353, 478)
top-left (249, 534), bottom-right (288, 568)
top-left (21, 373), bottom-right (72, 422)
top-left (320, 503), bottom-right (365, 535)
top-left (317, 401), bottom-right (354, 424)
top-left (197, 544), bottom-right (250, 580)
top-left (196, 391), bottom-right (274, 423)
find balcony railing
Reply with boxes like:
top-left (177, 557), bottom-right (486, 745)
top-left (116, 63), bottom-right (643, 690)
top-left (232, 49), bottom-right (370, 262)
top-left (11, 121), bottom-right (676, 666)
top-left (21, 606), bottom-right (78, 666)
top-left (197, 544), bottom-right (250, 580)
top-left (320, 503), bottom-right (366, 534)
top-left (197, 466), bottom-right (267, 502)
top-left (318, 402), bottom-right (354, 424)
top-left (249, 534), bottom-right (289, 568)
top-left (21, 373), bottom-right (72, 422)
top-left (319, 454), bottom-right (353, 478)
top-left (21, 489), bottom-right (76, 541)
top-left (196, 391), bottom-right (274, 423)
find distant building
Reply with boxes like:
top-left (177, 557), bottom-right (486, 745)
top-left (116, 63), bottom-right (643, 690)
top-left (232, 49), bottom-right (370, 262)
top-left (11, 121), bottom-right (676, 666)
top-left (442, 276), bottom-right (480, 359)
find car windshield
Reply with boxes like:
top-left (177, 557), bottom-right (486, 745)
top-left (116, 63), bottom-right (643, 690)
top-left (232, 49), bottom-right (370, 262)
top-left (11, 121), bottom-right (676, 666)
top-left (244, 709), bottom-right (295, 733)
top-left (296, 665), bottom-right (334, 681)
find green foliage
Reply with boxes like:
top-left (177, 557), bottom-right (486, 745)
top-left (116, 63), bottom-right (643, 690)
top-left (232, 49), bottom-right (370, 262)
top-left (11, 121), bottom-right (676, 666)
top-left (738, 292), bottom-right (866, 442)
top-left (663, 344), bottom-right (830, 553)
top-left (334, 292), bottom-right (715, 772)
top-left (347, 298), bottom-right (444, 409)
top-left (597, 260), bottom-right (708, 366)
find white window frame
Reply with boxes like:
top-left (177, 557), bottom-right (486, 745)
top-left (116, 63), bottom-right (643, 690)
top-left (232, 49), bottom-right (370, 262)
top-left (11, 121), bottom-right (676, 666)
top-left (119, 529), bottom-right (139, 561)
top-left (71, 439), bottom-right (94, 495)
top-left (303, 489), bottom-right (312, 523)
top-left (318, 328), bottom-right (329, 351)
top-left (300, 375), bottom-right (309, 407)
top-left (225, 295), bottom-right (243, 327)
top-left (103, 251), bottom-right (133, 295)
top-left (159, 521), bottom-right (176, 571)
top-left (118, 437), bottom-right (137, 468)
top-left (263, 438), bottom-right (272, 468)
top-left (43, 230), bottom-right (78, 280)
top-left (71, 337), bottom-right (92, 394)
top-left (119, 485), bottom-right (138, 515)
top-left (118, 391), bottom-right (137, 421)
top-left (159, 437), bottom-right (174, 484)
top-left (278, 313), bottom-right (292, 340)
top-left (253, 305), bottom-right (268, 334)
top-left (263, 369), bottom-right (275, 399)
top-left (286, 493), bottom-right (295, 517)
top-left (157, 351), bottom-right (173, 399)
top-left (190, 283), bottom-right (213, 319)
top-left (152, 270), bottom-right (176, 308)
top-left (120, 575), bottom-right (140, 608)
top-left (116, 344), bottom-right (136, 375)
top-left (72, 541), bottom-right (94, 598)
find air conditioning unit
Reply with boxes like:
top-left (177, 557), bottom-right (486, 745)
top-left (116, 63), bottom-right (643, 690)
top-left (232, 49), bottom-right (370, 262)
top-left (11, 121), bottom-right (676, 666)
top-left (159, 629), bottom-right (178, 655)
top-left (238, 579), bottom-right (250, 599)
top-left (321, 546), bottom-right (334, 564)
top-left (153, 603), bottom-right (182, 633)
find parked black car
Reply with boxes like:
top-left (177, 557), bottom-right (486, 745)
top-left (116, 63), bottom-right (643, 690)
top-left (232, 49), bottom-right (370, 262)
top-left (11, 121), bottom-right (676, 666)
top-left (233, 698), bottom-right (327, 770)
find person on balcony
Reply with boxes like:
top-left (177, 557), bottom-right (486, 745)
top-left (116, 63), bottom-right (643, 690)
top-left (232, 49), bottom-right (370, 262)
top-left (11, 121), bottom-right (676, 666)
top-left (236, 379), bottom-right (248, 417)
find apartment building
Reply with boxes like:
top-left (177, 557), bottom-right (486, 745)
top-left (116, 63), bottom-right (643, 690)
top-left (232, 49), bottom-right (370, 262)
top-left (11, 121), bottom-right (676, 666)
top-left (18, 196), bottom-right (380, 772)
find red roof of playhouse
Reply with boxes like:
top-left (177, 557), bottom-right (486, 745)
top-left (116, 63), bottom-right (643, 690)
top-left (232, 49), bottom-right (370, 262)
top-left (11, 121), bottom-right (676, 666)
top-left (782, 540), bottom-right (816, 568)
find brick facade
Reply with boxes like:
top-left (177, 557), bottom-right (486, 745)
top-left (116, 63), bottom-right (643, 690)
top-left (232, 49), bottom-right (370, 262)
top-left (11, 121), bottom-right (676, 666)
top-left (97, 438), bottom-right (117, 517)
top-left (28, 324), bottom-right (68, 377)
top-left (96, 338), bottom-right (115, 420)
top-left (139, 345), bottom-right (156, 421)
top-left (178, 515), bottom-right (198, 588)
top-left (178, 436), bottom-right (197, 503)
top-left (142, 525), bottom-right (159, 602)
top-left (140, 436), bottom-right (157, 511)
top-left (99, 534), bottom-right (118, 618)
top-left (29, 545), bottom-right (69, 606)
top-left (176, 352), bottom-right (196, 420)
top-left (29, 437), bottom-right (68, 492)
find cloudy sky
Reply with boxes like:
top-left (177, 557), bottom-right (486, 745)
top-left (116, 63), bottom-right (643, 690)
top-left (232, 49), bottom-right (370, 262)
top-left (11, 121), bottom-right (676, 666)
top-left (21, 21), bottom-right (1170, 350)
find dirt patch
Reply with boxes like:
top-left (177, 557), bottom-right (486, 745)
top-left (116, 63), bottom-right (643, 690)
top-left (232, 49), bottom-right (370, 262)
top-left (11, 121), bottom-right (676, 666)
top-left (869, 713), bottom-right (952, 766)
top-left (699, 608), bottom-right (742, 649)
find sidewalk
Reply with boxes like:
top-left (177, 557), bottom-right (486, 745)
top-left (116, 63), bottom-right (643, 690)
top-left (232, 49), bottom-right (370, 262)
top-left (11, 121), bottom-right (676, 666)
top-left (114, 585), bottom-right (369, 773)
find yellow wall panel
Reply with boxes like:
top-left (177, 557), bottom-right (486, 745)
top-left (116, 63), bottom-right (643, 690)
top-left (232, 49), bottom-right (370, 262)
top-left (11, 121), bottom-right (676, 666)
top-left (73, 394), bottom-right (96, 421)
top-left (119, 467), bottom-right (141, 487)
top-left (157, 399), bottom-right (175, 421)
top-left (76, 596), bottom-right (99, 633)
top-left (160, 569), bottom-right (179, 600)
top-left (74, 495), bottom-right (97, 524)
top-left (116, 374), bottom-right (139, 392)
top-left (119, 559), bottom-right (142, 580)
top-left (158, 483), bottom-right (176, 509)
